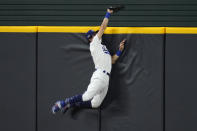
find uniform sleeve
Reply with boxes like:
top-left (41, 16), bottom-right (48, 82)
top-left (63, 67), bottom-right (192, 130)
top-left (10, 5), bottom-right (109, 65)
top-left (92, 35), bottom-right (101, 44)
top-left (90, 35), bottom-right (101, 52)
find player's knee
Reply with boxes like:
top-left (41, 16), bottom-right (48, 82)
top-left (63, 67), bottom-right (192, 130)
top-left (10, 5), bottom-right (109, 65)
top-left (82, 92), bottom-right (92, 101)
top-left (91, 100), bottom-right (102, 108)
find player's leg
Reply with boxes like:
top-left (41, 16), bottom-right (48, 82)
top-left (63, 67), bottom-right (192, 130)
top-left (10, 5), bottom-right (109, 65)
top-left (82, 78), bottom-right (105, 101)
top-left (52, 78), bottom-right (105, 114)
top-left (91, 85), bottom-right (108, 108)
top-left (64, 85), bottom-right (108, 111)
top-left (51, 94), bottom-right (83, 114)
top-left (64, 79), bottom-right (105, 109)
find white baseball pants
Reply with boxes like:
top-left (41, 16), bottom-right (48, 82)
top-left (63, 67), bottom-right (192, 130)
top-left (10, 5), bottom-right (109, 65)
top-left (82, 69), bottom-right (109, 108)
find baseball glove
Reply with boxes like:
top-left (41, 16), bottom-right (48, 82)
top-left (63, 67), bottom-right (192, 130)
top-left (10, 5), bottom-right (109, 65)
top-left (108, 5), bottom-right (125, 13)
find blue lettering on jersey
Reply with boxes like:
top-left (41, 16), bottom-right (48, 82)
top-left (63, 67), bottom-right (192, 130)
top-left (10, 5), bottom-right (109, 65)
top-left (102, 45), bottom-right (110, 55)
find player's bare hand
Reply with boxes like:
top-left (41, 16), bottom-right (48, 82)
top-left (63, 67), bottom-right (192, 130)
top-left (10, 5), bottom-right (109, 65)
top-left (107, 9), bottom-right (113, 14)
top-left (119, 39), bottom-right (126, 51)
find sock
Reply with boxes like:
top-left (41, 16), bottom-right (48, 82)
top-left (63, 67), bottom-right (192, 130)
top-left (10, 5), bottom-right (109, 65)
top-left (67, 94), bottom-right (83, 105)
top-left (75, 101), bottom-right (92, 108)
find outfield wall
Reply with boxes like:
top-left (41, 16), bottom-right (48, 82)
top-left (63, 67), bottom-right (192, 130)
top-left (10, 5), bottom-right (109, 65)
top-left (0, 27), bottom-right (197, 131)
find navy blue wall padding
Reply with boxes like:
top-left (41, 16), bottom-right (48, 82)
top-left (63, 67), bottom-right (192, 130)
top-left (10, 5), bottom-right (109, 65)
top-left (0, 33), bottom-right (36, 131)
top-left (37, 33), bottom-right (163, 131)
top-left (37, 33), bottom-right (99, 131)
top-left (101, 34), bottom-right (163, 131)
top-left (165, 34), bottom-right (197, 131)
top-left (1, 29), bottom-right (197, 131)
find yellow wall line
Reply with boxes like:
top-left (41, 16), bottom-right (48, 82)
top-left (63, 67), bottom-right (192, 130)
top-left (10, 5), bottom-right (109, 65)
top-left (38, 26), bottom-right (165, 34)
top-left (0, 26), bottom-right (37, 32)
top-left (0, 26), bottom-right (197, 34)
top-left (166, 27), bottom-right (197, 34)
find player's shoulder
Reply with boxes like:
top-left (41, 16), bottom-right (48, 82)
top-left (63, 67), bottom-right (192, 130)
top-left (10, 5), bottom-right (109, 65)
top-left (93, 34), bottom-right (101, 43)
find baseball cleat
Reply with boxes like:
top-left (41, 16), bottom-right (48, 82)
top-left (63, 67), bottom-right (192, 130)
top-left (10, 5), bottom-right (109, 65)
top-left (51, 100), bottom-right (66, 114)
top-left (52, 104), bottom-right (59, 114)
top-left (61, 98), bottom-right (70, 114)
top-left (61, 104), bottom-right (70, 114)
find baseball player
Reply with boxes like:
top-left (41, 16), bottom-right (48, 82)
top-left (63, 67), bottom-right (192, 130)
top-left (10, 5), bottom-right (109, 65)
top-left (52, 7), bottom-right (126, 114)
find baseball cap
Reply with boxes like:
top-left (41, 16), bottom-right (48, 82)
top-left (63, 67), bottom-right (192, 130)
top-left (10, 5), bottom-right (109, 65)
top-left (86, 30), bottom-right (95, 40)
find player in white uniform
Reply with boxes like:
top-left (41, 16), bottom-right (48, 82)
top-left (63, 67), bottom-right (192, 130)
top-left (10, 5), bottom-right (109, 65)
top-left (52, 8), bottom-right (126, 114)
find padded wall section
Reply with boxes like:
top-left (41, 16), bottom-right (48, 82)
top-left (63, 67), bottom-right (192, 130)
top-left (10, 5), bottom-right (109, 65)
top-left (165, 33), bottom-right (197, 131)
top-left (101, 34), bottom-right (164, 131)
top-left (0, 32), bottom-right (36, 131)
top-left (37, 33), bottom-right (99, 131)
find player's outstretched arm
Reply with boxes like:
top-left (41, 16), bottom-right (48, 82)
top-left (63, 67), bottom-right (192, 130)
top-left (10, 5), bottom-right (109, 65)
top-left (97, 9), bottom-right (113, 40)
top-left (112, 39), bottom-right (126, 64)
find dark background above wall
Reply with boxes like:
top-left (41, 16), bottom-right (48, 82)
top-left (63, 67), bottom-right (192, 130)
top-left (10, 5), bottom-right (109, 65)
top-left (0, 0), bottom-right (197, 26)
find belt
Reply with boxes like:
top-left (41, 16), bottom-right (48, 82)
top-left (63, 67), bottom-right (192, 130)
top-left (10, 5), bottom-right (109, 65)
top-left (95, 68), bottom-right (110, 76)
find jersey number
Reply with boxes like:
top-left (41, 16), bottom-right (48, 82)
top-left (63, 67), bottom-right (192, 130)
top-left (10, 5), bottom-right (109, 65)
top-left (102, 45), bottom-right (110, 55)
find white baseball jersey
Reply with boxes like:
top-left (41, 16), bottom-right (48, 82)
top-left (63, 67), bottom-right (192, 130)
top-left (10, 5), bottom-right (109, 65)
top-left (89, 35), bottom-right (112, 73)
top-left (83, 35), bottom-right (111, 107)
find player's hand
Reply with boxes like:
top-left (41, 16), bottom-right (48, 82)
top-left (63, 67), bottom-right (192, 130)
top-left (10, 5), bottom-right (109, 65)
top-left (107, 9), bottom-right (113, 14)
top-left (119, 39), bottom-right (126, 51)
